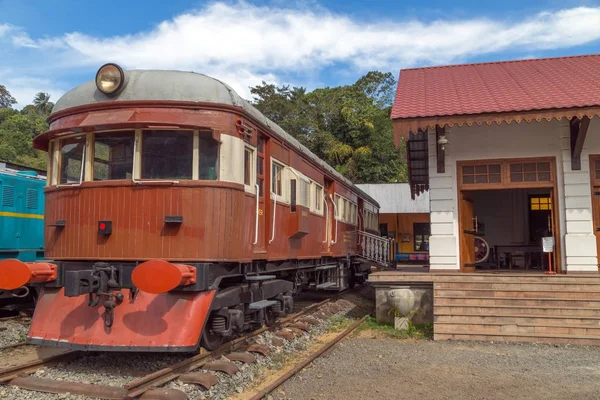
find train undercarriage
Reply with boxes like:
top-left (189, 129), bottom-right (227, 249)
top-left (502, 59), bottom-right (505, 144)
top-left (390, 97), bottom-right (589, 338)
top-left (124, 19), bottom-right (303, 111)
top-left (0, 256), bottom-right (373, 351)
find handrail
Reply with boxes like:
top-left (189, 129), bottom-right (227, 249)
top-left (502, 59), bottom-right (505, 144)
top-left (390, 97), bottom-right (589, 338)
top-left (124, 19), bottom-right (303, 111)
top-left (57, 144), bottom-right (86, 187)
top-left (355, 229), bottom-right (394, 265)
top-left (329, 194), bottom-right (338, 245)
top-left (269, 192), bottom-right (277, 244)
top-left (253, 183), bottom-right (259, 245)
top-left (132, 134), bottom-right (179, 185)
top-left (322, 194), bottom-right (329, 244)
top-left (358, 229), bottom-right (387, 240)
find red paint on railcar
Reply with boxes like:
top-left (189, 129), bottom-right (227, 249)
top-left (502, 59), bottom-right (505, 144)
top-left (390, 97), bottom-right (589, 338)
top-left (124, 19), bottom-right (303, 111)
top-left (29, 288), bottom-right (215, 350)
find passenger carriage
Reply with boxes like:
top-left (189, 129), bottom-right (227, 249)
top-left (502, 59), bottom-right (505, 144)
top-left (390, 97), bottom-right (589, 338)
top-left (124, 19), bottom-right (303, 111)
top-left (0, 64), bottom-right (390, 351)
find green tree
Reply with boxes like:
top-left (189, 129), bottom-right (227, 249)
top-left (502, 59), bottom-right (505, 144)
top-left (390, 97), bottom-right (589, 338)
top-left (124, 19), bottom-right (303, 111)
top-left (0, 85), bottom-right (17, 109)
top-left (250, 72), bottom-right (407, 184)
top-left (0, 87), bottom-right (49, 171)
top-left (33, 92), bottom-right (54, 115)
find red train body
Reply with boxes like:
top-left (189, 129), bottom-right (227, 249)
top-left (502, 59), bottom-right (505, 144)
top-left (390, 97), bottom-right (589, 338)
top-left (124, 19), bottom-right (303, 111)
top-left (0, 64), bottom-right (384, 351)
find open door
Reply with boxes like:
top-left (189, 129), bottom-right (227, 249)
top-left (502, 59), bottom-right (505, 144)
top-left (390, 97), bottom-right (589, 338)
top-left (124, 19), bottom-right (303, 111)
top-left (593, 187), bottom-right (600, 271)
top-left (253, 134), bottom-right (267, 255)
top-left (323, 178), bottom-right (334, 254)
top-left (460, 191), bottom-right (476, 272)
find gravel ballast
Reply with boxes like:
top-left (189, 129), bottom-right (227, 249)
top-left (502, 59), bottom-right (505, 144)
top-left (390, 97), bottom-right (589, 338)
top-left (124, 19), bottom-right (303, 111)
top-left (0, 291), bottom-right (373, 399)
top-left (0, 318), bottom-right (29, 348)
top-left (275, 338), bottom-right (600, 400)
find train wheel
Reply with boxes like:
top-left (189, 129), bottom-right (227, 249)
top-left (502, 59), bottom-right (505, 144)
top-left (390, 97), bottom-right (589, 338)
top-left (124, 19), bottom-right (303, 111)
top-left (200, 329), bottom-right (224, 351)
top-left (264, 309), bottom-right (277, 327)
top-left (348, 267), bottom-right (356, 289)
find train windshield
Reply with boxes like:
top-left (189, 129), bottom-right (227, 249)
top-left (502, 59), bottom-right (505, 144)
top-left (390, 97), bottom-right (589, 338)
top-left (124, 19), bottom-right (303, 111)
top-left (198, 131), bottom-right (218, 180)
top-left (52, 129), bottom-right (220, 184)
top-left (59, 136), bottom-right (86, 184)
top-left (94, 131), bottom-right (135, 181)
top-left (142, 130), bottom-right (193, 180)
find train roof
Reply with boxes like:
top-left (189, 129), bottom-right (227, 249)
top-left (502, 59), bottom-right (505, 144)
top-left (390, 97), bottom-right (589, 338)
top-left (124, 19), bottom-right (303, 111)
top-left (52, 69), bottom-right (380, 207)
top-left (0, 162), bottom-right (46, 181)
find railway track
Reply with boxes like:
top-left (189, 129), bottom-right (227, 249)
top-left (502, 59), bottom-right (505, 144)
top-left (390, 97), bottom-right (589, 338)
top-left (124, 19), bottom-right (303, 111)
top-left (0, 341), bottom-right (27, 351)
top-left (247, 314), bottom-right (368, 400)
top-left (0, 296), bottom-right (359, 399)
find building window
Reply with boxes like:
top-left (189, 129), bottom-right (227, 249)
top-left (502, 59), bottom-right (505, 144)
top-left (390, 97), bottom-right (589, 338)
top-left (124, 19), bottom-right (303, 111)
top-left (198, 132), bottom-right (219, 180)
top-left (595, 160), bottom-right (600, 181)
top-left (462, 164), bottom-right (501, 185)
top-left (530, 196), bottom-right (552, 211)
top-left (380, 223), bottom-right (388, 237)
top-left (142, 130), bottom-right (193, 179)
top-left (94, 131), bottom-right (134, 181)
top-left (59, 136), bottom-right (86, 184)
top-left (272, 161), bottom-right (284, 196)
top-left (414, 222), bottom-right (430, 251)
top-left (510, 162), bottom-right (551, 183)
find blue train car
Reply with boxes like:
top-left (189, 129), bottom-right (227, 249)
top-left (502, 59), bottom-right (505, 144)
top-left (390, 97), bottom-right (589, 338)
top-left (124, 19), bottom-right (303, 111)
top-left (0, 163), bottom-right (45, 302)
top-left (0, 163), bottom-right (45, 261)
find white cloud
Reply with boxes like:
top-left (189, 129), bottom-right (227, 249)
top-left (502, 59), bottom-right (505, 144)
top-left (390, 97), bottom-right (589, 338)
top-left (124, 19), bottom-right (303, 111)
top-left (0, 23), bottom-right (11, 37)
top-left (53, 4), bottom-right (600, 69)
top-left (0, 73), bottom-right (65, 109)
top-left (4, 3), bottom-right (600, 101)
top-left (12, 33), bottom-right (38, 48)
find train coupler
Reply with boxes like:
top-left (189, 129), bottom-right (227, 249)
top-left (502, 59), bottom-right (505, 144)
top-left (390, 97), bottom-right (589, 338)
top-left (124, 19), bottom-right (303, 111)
top-left (87, 262), bottom-right (124, 328)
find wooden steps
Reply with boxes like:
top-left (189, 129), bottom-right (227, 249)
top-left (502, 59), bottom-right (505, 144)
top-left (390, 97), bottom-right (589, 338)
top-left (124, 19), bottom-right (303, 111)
top-left (433, 275), bottom-right (600, 346)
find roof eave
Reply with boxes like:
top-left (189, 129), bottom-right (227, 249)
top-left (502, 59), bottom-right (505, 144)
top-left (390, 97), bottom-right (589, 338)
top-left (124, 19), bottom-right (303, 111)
top-left (392, 106), bottom-right (600, 142)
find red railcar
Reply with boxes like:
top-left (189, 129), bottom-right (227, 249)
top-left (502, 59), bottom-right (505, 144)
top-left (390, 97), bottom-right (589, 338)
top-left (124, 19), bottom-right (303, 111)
top-left (0, 64), bottom-right (386, 351)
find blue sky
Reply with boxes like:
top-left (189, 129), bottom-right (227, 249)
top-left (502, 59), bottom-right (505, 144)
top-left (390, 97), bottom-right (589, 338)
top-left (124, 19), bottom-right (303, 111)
top-left (1, 0), bottom-right (599, 108)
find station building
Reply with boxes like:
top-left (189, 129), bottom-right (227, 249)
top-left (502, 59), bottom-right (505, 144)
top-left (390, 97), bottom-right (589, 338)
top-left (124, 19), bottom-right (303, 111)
top-left (370, 54), bottom-right (600, 345)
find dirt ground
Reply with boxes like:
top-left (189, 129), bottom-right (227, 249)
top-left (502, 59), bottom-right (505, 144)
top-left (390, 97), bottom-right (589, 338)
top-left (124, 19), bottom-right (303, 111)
top-left (273, 336), bottom-right (600, 400)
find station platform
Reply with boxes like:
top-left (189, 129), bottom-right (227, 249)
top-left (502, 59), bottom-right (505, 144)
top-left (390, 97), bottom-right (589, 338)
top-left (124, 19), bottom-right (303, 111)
top-left (369, 271), bottom-right (600, 346)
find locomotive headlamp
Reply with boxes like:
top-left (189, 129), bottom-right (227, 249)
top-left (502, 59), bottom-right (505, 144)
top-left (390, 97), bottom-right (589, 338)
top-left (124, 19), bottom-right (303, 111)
top-left (95, 63), bottom-right (125, 95)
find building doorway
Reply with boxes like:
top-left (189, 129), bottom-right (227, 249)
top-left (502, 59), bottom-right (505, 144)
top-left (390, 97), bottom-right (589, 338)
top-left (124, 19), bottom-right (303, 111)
top-left (457, 157), bottom-right (560, 272)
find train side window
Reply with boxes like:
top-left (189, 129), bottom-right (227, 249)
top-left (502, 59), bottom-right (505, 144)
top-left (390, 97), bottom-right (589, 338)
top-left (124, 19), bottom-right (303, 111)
top-left (244, 147), bottom-right (254, 186)
top-left (271, 161), bottom-right (284, 197)
top-left (345, 201), bottom-right (349, 222)
top-left (314, 184), bottom-right (323, 214)
top-left (93, 131), bottom-right (135, 180)
top-left (256, 135), bottom-right (265, 197)
top-left (335, 195), bottom-right (341, 219)
top-left (142, 130), bottom-right (193, 180)
top-left (59, 136), bottom-right (86, 184)
top-left (299, 179), bottom-right (309, 207)
top-left (198, 132), bottom-right (219, 180)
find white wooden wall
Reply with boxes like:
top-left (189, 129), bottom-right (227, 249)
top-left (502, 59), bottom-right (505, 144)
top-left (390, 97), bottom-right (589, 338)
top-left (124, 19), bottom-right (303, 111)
top-left (427, 118), bottom-right (600, 272)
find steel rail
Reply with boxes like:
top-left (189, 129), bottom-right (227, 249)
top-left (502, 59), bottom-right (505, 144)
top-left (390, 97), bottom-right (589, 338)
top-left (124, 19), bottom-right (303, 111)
top-left (124, 298), bottom-right (331, 398)
top-left (248, 314), bottom-right (368, 400)
top-left (0, 295), bottom-right (340, 399)
top-left (0, 351), bottom-right (79, 384)
top-left (0, 341), bottom-right (28, 351)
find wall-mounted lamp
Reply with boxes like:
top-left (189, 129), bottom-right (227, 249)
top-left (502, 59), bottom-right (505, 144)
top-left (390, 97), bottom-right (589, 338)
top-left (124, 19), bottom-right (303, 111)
top-left (437, 135), bottom-right (449, 151)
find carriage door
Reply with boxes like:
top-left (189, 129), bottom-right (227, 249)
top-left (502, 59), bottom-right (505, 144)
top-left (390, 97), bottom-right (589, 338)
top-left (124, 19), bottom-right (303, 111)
top-left (323, 178), bottom-right (334, 253)
top-left (590, 156), bottom-right (600, 270)
top-left (254, 134), bottom-right (267, 255)
top-left (460, 192), bottom-right (476, 271)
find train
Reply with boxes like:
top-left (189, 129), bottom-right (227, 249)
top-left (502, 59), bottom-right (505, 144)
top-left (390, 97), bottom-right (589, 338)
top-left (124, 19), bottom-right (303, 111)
top-left (0, 162), bottom-right (45, 305)
top-left (0, 64), bottom-right (389, 352)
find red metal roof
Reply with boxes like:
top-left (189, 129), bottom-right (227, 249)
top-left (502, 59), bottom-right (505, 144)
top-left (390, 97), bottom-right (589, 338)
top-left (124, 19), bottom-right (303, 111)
top-left (391, 54), bottom-right (600, 120)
